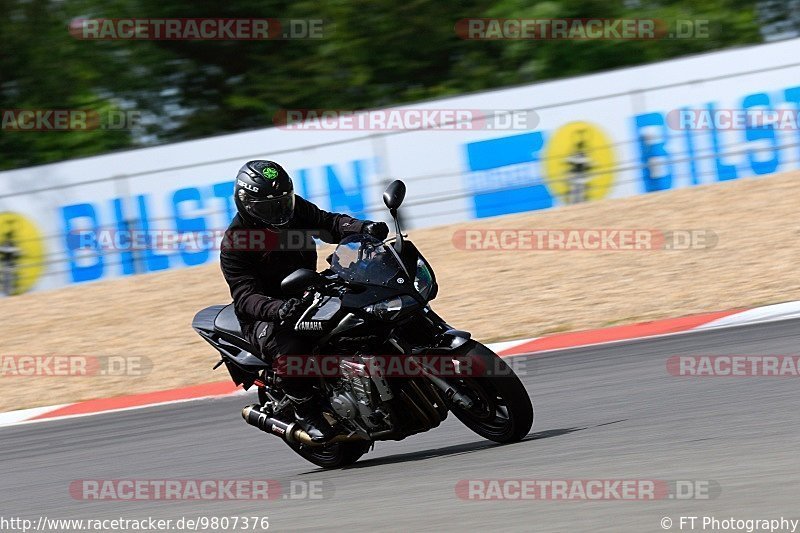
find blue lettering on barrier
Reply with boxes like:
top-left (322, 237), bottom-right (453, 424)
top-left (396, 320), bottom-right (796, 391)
top-left (58, 160), bottom-right (374, 284)
top-left (61, 203), bottom-right (103, 283)
top-left (326, 161), bottom-right (366, 219)
top-left (293, 159), bottom-right (371, 218)
top-left (742, 92), bottom-right (779, 176)
top-left (294, 168), bottom-right (309, 198)
top-left (681, 107), bottom-right (699, 185)
top-left (212, 181), bottom-right (235, 222)
top-left (706, 102), bottom-right (738, 181)
top-left (136, 194), bottom-right (170, 272)
top-left (784, 86), bottom-right (800, 162)
top-left (634, 112), bottom-right (673, 192)
top-left (172, 187), bottom-right (209, 266)
top-left (112, 198), bottom-right (136, 275)
top-left (464, 132), bottom-right (551, 218)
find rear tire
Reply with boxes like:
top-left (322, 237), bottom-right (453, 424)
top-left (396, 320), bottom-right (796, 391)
top-left (286, 440), bottom-right (371, 469)
top-left (259, 385), bottom-right (371, 469)
top-left (446, 341), bottom-right (533, 443)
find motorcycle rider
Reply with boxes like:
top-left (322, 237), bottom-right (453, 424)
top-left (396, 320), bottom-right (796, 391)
top-left (220, 160), bottom-right (389, 443)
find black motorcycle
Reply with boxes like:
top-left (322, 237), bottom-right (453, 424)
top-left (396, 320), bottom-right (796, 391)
top-left (193, 180), bottom-right (533, 468)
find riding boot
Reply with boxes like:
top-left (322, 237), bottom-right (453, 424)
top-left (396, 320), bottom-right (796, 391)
top-left (285, 393), bottom-right (335, 443)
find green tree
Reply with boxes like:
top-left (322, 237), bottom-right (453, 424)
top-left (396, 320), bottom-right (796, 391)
top-left (0, 0), bottom-right (767, 171)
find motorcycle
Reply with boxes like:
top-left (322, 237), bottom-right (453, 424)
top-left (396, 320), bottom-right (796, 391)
top-left (192, 180), bottom-right (533, 468)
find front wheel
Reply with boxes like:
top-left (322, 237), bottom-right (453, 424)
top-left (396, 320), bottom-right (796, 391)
top-left (445, 341), bottom-right (533, 443)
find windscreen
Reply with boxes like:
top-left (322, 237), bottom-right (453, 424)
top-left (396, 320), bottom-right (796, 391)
top-left (330, 234), bottom-right (404, 286)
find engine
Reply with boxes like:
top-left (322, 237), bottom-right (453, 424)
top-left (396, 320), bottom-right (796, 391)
top-left (329, 357), bottom-right (393, 433)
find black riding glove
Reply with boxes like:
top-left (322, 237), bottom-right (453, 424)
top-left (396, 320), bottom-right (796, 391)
top-left (362, 221), bottom-right (390, 241)
top-left (278, 298), bottom-right (305, 322)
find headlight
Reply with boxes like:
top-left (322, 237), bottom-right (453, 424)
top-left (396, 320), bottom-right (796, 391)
top-left (365, 295), bottom-right (418, 320)
top-left (414, 259), bottom-right (433, 299)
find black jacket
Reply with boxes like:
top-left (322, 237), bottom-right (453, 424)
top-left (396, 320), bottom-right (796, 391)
top-left (220, 195), bottom-right (366, 337)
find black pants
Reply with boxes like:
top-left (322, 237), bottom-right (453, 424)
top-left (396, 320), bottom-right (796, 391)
top-left (250, 321), bottom-right (317, 399)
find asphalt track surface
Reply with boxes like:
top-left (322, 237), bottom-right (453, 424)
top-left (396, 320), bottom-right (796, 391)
top-left (3, 319), bottom-right (800, 533)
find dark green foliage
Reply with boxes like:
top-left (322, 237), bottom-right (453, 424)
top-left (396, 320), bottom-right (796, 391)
top-left (0, 0), bottom-right (765, 170)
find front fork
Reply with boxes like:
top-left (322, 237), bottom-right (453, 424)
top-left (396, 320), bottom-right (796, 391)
top-left (391, 322), bottom-right (477, 411)
top-left (423, 371), bottom-right (475, 410)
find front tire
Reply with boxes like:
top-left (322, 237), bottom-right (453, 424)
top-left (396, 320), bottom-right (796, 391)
top-left (446, 341), bottom-right (533, 443)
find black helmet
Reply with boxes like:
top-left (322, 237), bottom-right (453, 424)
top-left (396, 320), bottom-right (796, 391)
top-left (234, 160), bottom-right (295, 227)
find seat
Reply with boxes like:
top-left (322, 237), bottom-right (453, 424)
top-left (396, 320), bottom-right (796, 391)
top-left (214, 303), bottom-right (251, 347)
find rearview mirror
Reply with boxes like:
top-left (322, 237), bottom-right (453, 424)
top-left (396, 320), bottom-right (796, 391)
top-left (383, 180), bottom-right (406, 210)
top-left (281, 268), bottom-right (323, 295)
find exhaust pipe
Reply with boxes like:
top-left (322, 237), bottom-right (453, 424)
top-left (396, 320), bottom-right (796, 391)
top-left (241, 405), bottom-right (365, 447)
top-left (242, 404), bottom-right (313, 445)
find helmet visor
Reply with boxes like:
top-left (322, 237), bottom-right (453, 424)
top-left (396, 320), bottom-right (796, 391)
top-left (244, 192), bottom-right (295, 226)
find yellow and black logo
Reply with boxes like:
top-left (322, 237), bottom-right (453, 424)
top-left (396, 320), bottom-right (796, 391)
top-left (0, 212), bottom-right (45, 296)
top-left (542, 121), bottom-right (617, 205)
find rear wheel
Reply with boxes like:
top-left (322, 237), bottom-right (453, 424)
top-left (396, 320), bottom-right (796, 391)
top-left (286, 440), bottom-right (371, 469)
top-left (446, 341), bottom-right (533, 443)
top-left (259, 385), bottom-right (371, 469)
